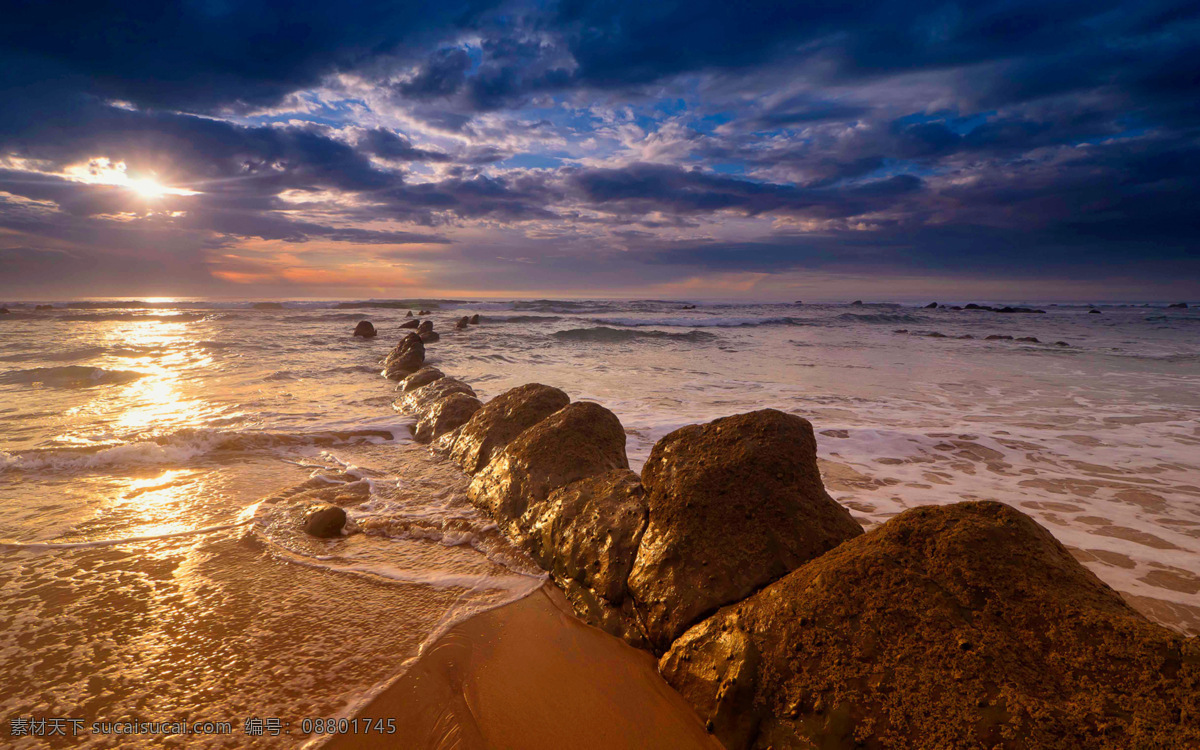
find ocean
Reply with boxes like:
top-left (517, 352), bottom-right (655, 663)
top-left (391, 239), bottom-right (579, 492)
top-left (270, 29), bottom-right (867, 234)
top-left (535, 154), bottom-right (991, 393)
top-left (2, 298), bottom-right (1198, 747)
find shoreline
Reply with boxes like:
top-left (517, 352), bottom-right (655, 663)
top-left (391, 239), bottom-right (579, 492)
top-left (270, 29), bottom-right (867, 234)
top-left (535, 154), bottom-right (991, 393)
top-left (323, 583), bottom-right (721, 750)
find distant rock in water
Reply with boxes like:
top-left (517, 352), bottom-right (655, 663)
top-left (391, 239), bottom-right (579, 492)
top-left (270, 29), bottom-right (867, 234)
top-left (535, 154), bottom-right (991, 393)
top-left (850, 300), bottom-right (863, 306)
top-left (628, 409), bottom-right (863, 652)
top-left (35, 304), bottom-right (53, 310)
top-left (0, 307), bottom-right (9, 314)
top-left (985, 334), bottom-right (1014, 340)
top-left (412, 393), bottom-right (482, 443)
top-left (418, 330), bottom-right (440, 343)
top-left (400, 319), bottom-right (420, 329)
top-left (417, 320), bottom-right (433, 334)
top-left (469, 313), bottom-right (480, 324)
top-left (1089, 308), bottom-right (1102, 314)
top-left (252, 302), bottom-right (284, 310)
top-left (405, 310), bottom-right (414, 317)
top-left (468, 401), bottom-right (629, 530)
top-left (399, 366), bottom-right (444, 393)
top-left (1168, 302), bottom-right (1188, 308)
top-left (352, 320), bottom-right (376, 338)
top-left (925, 302), bottom-right (938, 308)
top-left (455, 316), bottom-right (470, 329)
top-left (449, 383), bottom-right (571, 474)
top-left (303, 504), bottom-right (347, 538)
top-left (660, 501), bottom-right (1200, 750)
top-left (382, 333), bottom-right (424, 379)
top-left (1018, 336), bottom-right (1040, 342)
top-left (793, 300), bottom-right (802, 305)
top-left (1055, 340), bottom-right (1071, 347)
top-left (418, 309), bottom-right (431, 315)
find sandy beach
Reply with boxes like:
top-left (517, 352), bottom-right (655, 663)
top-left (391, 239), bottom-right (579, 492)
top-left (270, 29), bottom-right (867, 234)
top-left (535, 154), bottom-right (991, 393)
top-left (326, 584), bottom-right (720, 750)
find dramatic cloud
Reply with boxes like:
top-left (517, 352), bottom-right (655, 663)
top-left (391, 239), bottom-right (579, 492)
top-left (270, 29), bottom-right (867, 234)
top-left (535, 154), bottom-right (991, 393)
top-left (1, 0), bottom-right (1197, 298)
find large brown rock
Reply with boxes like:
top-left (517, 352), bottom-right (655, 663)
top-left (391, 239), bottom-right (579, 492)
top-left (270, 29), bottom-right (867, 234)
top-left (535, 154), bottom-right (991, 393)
top-left (353, 320), bottom-right (376, 338)
top-left (628, 409), bottom-right (862, 651)
top-left (412, 393), bottom-right (483, 443)
top-left (467, 401), bottom-right (629, 531)
top-left (382, 333), bottom-right (425, 379)
top-left (400, 319), bottom-right (420, 329)
top-left (660, 501), bottom-right (1200, 750)
top-left (449, 383), bottom-right (571, 474)
top-left (417, 320), bottom-right (433, 334)
top-left (522, 469), bottom-right (651, 645)
top-left (399, 366), bottom-right (444, 393)
top-left (396, 378), bottom-right (476, 413)
top-left (455, 315), bottom-right (470, 329)
top-left (303, 503), bottom-right (347, 538)
top-left (419, 330), bottom-right (440, 343)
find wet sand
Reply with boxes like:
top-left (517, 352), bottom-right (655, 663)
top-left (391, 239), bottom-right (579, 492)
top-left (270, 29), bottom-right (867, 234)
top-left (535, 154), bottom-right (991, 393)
top-left (324, 584), bottom-right (721, 750)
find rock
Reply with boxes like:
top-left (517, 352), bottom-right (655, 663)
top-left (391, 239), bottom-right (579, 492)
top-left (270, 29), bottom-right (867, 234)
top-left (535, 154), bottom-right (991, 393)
top-left (399, 366), bottom-right (444, 392)
top-left (893, 328), bottom-right (908, 334)
top-left (524, 469), bottom-right (648, 606)
top-left (850, 300), bottom-right (863, 306)
top-left (660, 501), bottom-right (1200, 750)
top-left (628, 410), bottom-right (863, 652)
top-left (382, 333), bottom-right (425, 379)
top-left (1017, 336), bottom-right (1040, 342)
top-left (412, 393), bottom-right (483, 443)
top-left (35, 304), bottom-right (53, 310)
top-left (417, 320), bottom-right (433, 334)
top-left (985, 334), bottom-right (1013, 340)
top-left (681, 304), bottom-right (696, 309)
top-left (397, 377), bottom-right (476, 413)
top-left (400, 319), bottom-right (420, 329)
top-left (405, 310), bottom-right (414, 317)
top-left (995, 306), bottom-right (1046, 313)
top-left (352, 320), bottom-right (376, 338)
top-left (1055, 340), bottom-right (1071, 346)
top-left (252, 301), bottom-right (284, 309)
top-left (467, 401), bottom-right (629, 530)
top-left (455, 316), bottom-right (470, 329)
top-left (793, 300), bottom-right (802, 305)
top-left (949, 305), bottom-right (963, 310)
top-left (1089, 308), bottom-right (1102, 314)
top-left (1168, 302), bottom-right (1188, 309)
top-left (0, 307), bottom-right (9, 314)
top-left (926, 331), bottom-right (947, 337)
top-left (469, 313), bottom-right (480, 324)
top-left (449, 383), bottom-right (571, 474)
top-left (925, 302), bottom-right (938, 308)
top-left (964, 303), bottom-right (988, 310)
top-left (418, 309), bottom-right (431, 315)
top-left (418, 330), bottom-right (440, 343)
top-left (304, 504), bottom-right (347, 538)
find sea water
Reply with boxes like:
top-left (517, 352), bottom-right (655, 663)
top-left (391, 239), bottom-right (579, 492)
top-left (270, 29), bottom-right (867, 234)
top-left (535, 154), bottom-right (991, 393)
top-left (1, 299), bottom-right (1197, 746)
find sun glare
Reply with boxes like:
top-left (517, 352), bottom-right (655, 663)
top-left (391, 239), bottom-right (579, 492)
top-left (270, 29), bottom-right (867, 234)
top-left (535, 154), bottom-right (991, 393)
top-left (65, 158), bottom-right (200, 199)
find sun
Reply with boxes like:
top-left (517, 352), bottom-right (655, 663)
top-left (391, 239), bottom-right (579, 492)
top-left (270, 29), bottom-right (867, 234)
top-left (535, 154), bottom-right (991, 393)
top-left (129, 177), bottom-right (169, 199)
top-left (62, 158), bottom-right (201, 199)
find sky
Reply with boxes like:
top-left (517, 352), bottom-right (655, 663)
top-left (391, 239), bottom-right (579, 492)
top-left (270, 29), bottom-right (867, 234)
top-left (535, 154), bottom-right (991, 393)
top-left (1, 0), bottom-right (1198, 301)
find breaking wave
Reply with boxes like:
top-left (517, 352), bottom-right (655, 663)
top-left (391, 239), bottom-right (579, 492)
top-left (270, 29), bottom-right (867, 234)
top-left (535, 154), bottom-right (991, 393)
top-left (585, 316), bottom-right (813, 328)
top-left (552, 327), bottom-right (718, 343)
top-left (0, 365), bottom-right (146, 388)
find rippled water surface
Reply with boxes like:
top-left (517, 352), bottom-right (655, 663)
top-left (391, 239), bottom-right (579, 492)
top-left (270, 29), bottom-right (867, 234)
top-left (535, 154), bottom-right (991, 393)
top-left (1, 298), bottom-right (1198, 746)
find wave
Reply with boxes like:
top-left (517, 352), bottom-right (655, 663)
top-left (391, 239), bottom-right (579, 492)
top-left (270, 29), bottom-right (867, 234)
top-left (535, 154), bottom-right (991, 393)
top-left (487, 315), bottom-right (565, 323)
top-left (836, 312), bottom-right (922, 323)
top-left (59, 312), bottom-right (206, 322)
top-left (0, 365), bottom-right (146, 388)
top-left (0, 428), bottom-right (396, 473)
top-left (585, 316), bottom-right (812, 328)
top-left (552, 327), bottom-right (718, 343)
top-left (513, 299), bottom-right (614, 314)
top-left (0, 345), bottom-right (165, 363)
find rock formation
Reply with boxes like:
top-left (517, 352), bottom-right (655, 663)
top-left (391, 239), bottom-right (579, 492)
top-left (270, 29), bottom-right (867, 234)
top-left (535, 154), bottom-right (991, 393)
top-left (660, 501), bottom-right (1200, 750)
top-left (455, 316), bottom-right (470, 329)
top-left (469, 313), bottom-right (480, 324)
top-left (400, 319), bottom-right (420, 329)
top-left (382, 333), bottom-right (425, 379)
top-left (303, 503), bottom-right (347, 537)
top-left (468, 401), bottom-right (629, 529)
top-left (449, 383), bottom-right (570, 474)
top-left (397, 378), bottom-right (475, 414)
top-left (353, 320), bottom-right (376, 338)
top-left (418, 330), bottom-right (440, 343)
top-left (628, 409), bottom-right (863, 651)
top-left (399, 366), bottom-right (444, 393)
top-left (1169, 302), bottom-right (1188, 308)
top-left (925, 302), bottom-right (938, 308)
top-left (417, 320), bottom-right (433, 334)
top-left (413, 393), bottom-right (483, 443)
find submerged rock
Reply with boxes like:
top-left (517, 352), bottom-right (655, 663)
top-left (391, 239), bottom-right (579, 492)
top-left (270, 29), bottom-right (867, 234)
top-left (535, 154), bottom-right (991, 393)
top-left (468, 401), bottom-right (628, 529)
top-left (850, 300), bottom-right (863, 306)
top-left (628, 409), bottom-right (862, 652)
top-left (469, 313), bottom-right (480, 324)
top-left (398, 377), bottom-right (475, 413)
top-left (400, 319), bottom-right (420, 329)
top-left (382, 333), bottom-right (425, 379)
top-left (985, 334), bottom-right (1013, 340)
top-left (455, 315), bottom-right (470, 329)
top-left (352, 320), bottom-right (376, 338)
top-left (660, 501), bottom-right (1200, 750)
top-left (1089, 308), bottom-right (1102, 314)
top-left (413, 393), bottom-right (483, 443)
top-left (1168, 302), bottom-right (1188, 308)
top-left (925, 302), bottom-right (938, 308)
top-left (449, 383), bottom-right (571, 474)
top-left (303, 504), bottom-right (347, 538)
top-left (418, 330), bottom-right (440, 343)
top-left (399, 366), bottom-right (444, 393)
top-left (1017, 336), bottom-right (1040, 342)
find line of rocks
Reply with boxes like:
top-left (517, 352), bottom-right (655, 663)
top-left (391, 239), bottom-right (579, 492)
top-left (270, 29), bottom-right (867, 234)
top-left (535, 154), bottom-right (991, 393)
top-left (893, 329), bottom-right (1072, 346)
top-left (354, 321), bottom-right (1198, 749)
